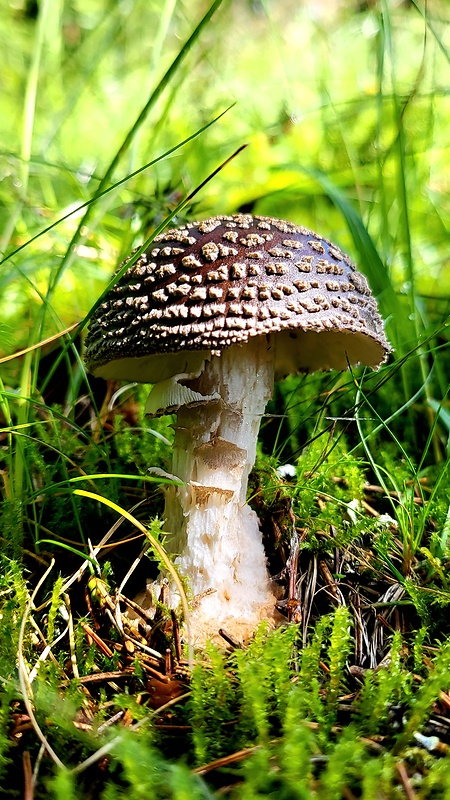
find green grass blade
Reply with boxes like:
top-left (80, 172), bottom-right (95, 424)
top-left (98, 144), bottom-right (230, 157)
top-left (46, 0), bottom-right (227, 298)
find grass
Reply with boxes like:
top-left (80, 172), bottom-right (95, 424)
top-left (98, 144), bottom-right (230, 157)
top-left (0, 0), bottom-right (449, 796)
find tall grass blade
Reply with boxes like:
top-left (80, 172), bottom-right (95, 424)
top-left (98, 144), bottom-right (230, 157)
top-left (46, 0), bottom-right (227, 297)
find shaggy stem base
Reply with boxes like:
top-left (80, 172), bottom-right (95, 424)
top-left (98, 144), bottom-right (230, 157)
top-left (164, 336), bottom-right (275, 627)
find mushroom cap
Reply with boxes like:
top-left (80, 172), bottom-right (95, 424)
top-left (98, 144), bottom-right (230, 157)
top-left (85, 214), bottom-right (391, 382)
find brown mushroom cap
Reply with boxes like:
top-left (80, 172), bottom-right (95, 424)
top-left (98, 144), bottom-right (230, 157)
top-left (85, 213), bottom-right (391, 382)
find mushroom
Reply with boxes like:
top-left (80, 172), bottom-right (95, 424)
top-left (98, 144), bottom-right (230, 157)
top-left (85, 213), bottom-right (391, 637)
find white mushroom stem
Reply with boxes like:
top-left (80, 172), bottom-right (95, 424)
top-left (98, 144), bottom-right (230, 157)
top-left (163, 335), bottom-right (275, 623)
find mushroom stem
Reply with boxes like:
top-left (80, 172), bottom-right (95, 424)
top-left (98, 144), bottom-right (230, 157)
top-left (164, 335), bottom-right (274, 622)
